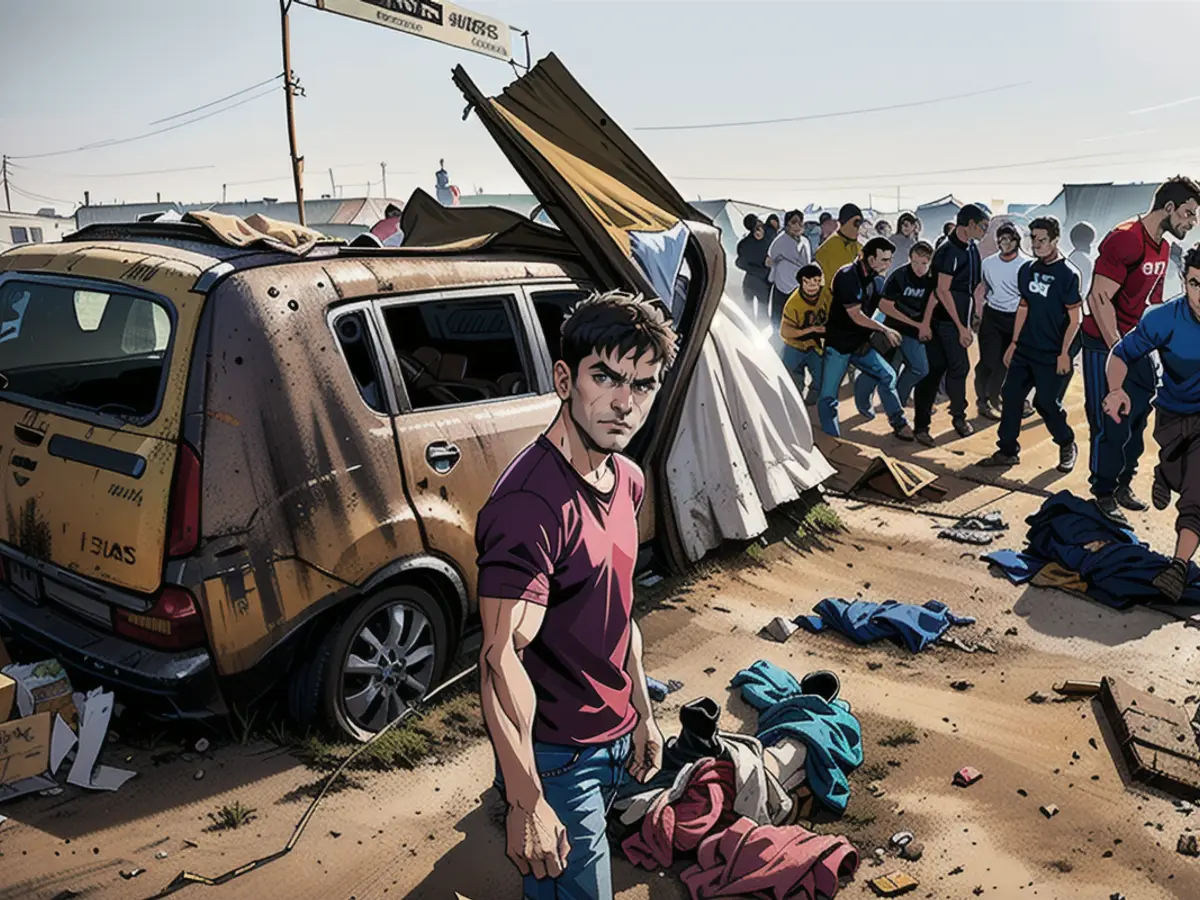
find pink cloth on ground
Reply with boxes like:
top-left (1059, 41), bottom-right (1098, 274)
top-left (622, 759), bottom-right (740, 869)
top-left (680, 815), bottom-right (859, 900)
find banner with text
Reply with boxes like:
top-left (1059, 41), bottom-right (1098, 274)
top-left (317, 0), bottom-right (511, 62)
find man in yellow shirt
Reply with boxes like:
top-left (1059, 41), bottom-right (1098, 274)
top-left (814, 204), bottom-right (866, 308)
top-left (779, 263), bottom-right (827, 403)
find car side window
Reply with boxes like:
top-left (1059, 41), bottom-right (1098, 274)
top-left (528, 288), bottom-right (591, 366)
top-left (332, 310), bottom-right (386, 413)
top-left (381, 292), bottom-right (534, 411)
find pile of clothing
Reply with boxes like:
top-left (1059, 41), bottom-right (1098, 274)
top-left (612, 661), bottom-right (860, 899)
top-left (985, 491), bottom-right (1200, 609)
top-left (795, 598), bottom-right (976, 653)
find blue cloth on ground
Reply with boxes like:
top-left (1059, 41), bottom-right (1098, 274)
top-left (795, 598), bottom-right (976, 653)
top-left (729, 660), bottom-right (863, 813)
top-left (982, 549), bottom-right (1045, 584)
top-left (1003, 491), bottom-right (1200, 609)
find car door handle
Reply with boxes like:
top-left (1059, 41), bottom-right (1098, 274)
top-left (425, 441), bottom-right (461, 474)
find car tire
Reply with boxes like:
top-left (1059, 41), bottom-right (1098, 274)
top-left (318, 584), bottom-right (451, 743)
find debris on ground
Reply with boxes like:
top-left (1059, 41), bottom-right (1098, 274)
top-left (1178, 834), bottom-right (1199, 857)
top-left (155, 850), bottom-right (169, 860)
top-left (950, 680), bottom-right (974, 692)
top-left (820, 439), bottom-right (946, 502)
top-left (1054, 680), bottom-right (1102, 697)
top-left (645, 677), bottom-right (684, 702)
top-left (195, 738), bottom-right (211, 753)
top-left (1099, 676), bottom-right (1200, 801)
top-left (938, 528), bottom-right (997, 546)
top-left (938, 512), bottom-right (1009, 546)
top-left (899, 842), bottom-right (923, 861)
top-left (760, 616), bottom-right (799, 643)
top-left (119, 868), bottom-right (146, 880)
top-left (889, 831), bottom-right (914, 851)
top-left (954, 767), bottom-right (983, 787)
top-left (1041, 804), bottom-right (1060, 818)
top-left (1027, 691), bottom-right (1049, 704)
top-left (869, 869), bottom-right (920, 896)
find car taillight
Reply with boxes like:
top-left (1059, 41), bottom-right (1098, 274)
top-left (113, 586), bottom-right (206, 650)
top-left (167, 442), bottom-right (201, 558)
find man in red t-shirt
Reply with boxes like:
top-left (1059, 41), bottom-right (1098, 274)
top-left (477, 290), bottom-right (678, 900)
top-left (1082, 176), bottom-right (1200, 523)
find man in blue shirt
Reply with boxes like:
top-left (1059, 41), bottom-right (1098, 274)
top-left (1104, 243), bottom-right (1200, 601)
top-left (979, 217), bottom-right (1082, 473)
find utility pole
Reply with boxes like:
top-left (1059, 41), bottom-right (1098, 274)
top-left (1, 156), bottom-right (10, 212)
top-left (381, 162), bottom-right (388, 198)
top-left (222, 183), bottom-right (227, 203)
top-left (328, 168), bottom-right (336, 198)
top-left (280, 0), bottom-right (305, 225)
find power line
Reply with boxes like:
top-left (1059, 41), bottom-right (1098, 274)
top-left (8, 163), bottom-right (218, 179)
top-left (10, 84), bottom-right (282, 160)
top-left (148, 74), bottom-right (283, 125)
top-left (634, 81), bottom-right (1031, 132)
top-left (8, 182), bottom-right (74, 207)
top-left (669, 145), bottom-right (1200, 185)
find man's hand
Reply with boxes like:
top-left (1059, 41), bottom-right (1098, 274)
top-left (627, 720), bottom-right (664, 784)
top-left (1103, 389), bottom-right (1132, 424)
top-left (883, 327), bottom-right (903, 349)
top-left (1056, 353), bottom-right (1072, 376)
top-left (918, 323), bottom-right (932, 343)
top-left (959, 326), bottom-right (975, 349)
top-left (506, 796), bottom-right (571, 881)
top-left (1003, 343), bottom-right (1016, 369)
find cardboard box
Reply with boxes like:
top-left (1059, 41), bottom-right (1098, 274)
top-left (0, 673), bottom-right (14, 723)
top-left (0, 711), bottom-right (51, 786)
top-left (2, 660), bottom-right (76, 729)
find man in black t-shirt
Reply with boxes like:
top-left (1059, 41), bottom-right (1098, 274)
top-left (736, 215), bottom-right (772, 320)
top-left (913, 204), bottom-right (989, 446)
top-left (980, 217), bottom-right (1082, 473)
top-left (855, 240), bottom-right (937, 413)
top-left (816, 237), bottom-right (914, 441)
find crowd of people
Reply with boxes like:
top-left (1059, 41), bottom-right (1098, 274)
top-left (735, 176), bottom-right (1200, 602)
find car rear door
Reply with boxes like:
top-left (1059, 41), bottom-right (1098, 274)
top-left (374, 285), bottom-right (558, 602)
top-left (0, 260), bottom-right (201, 600)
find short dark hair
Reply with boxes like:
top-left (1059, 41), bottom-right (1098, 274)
top-left (1029, 216), bottom-right (1061, 241)
top-left (897, 212), bottom-right (917, 229)
top-left (743, 214), bottom-right (759, 231)
top-left (766, 214), bottom-right (781, 226)
top-left (1183, 243), bottom-right (1200, 274)
top-left (1152, 175), bottom-right (1200, 212)
top-left (819, 211), bottom-right (834, 224)
top-left (784, 209), bottom-right (804, 227)
top-left (1069, 221), bottom-right (1095, 248)
top-left (956, 204), bottom-right (989, 227)
top-left (996, 222), bottom-right (1021, 243)
top-left (910, 240), bottom-right (934, 258)
top-left (839, 203), bottom-right (864, 225)
top-left (560, 290), bottom-right (679, 378)
top-left (797, 263), bottom-right (824, 281)
top-left (863, 236), bottom-right (895, 261)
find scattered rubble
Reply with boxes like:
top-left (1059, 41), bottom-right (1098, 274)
top-left (119, 869), bottom-right (146, 880)
top-left (1178, 834), bottom-right (1199, 857)
top-left (1041, 804), bottom-right (1059, 819)
top-left (1027, 692), bottom-right (1049, 704)
top-left (761, 616), bottom-right (799, 642)
top-left (950, 681), bottom-right (974, 692)
top-left (869, 870), bottom-right (919, 896)
top-left (954, 767), bottom-right (983, 787)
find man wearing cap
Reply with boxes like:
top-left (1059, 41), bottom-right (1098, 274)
top-left (735, 215), bottom-right (772, 321)
top-left (813, 205), bottom-right (866, 329)
top-left (974, 223), bottom-right (1033, 420)
top-left (914, 204), bottom-right (989, 447)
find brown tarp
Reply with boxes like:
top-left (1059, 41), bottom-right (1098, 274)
top-left (398, 189), bottom-right (580, 257)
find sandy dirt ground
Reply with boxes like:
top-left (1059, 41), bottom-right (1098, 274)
top-left (3, 375), bottom-right (1200, 900)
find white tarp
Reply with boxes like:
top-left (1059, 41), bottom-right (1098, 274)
top-left (667, 296), bottom-right (835, 562)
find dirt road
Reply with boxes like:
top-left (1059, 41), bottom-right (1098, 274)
top-left (3, 379), bottom-right (1200, 900)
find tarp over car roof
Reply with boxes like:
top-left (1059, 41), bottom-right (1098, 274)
top-left (398, 189), bottom-right (581, 257)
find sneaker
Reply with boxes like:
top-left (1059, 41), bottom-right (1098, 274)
top-left (893, 424), bottom-right (915, 442)
top-left (1057, 442), bottom-right (1078, 474)
top-left (1152, 468), bottom-right (1172, 511)
top-left (915, 430), bottom-right (936, 448)
top-left (977, 401), bottom-right (1002, 422)
top-left (979, 451), bottom-right (1020, 467)
top-left (1114, 485), bottom-right (1149, 512)
top-left (953, 417), bottom-right (975, 438)
top-left (1152, 559), bottom-right (1189, 602)
top-left (1022, 401), bottom-right (1035, 419)
top-left (1094, 495), bottom-right (1128, 525)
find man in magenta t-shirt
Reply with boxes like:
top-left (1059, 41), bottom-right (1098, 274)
top-left (476, 289), bottom-right (678, 900)
top-left (1082, 176), bottom-right (1200, 523)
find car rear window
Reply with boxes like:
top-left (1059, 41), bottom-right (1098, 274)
top-left (0, 278), bottom-right (172, 421)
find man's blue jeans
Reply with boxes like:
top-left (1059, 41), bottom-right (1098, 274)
top-left (854, 335), bottom-right (929, 410)
top-left (819, 345), bottom-right (907, 436)
top-left (782, 345), bottom-right (824, 397)
top-left (495, 734), bottom-right (633, 900)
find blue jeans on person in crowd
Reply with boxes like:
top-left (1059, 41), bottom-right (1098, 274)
top-left (782, 345), bottom-right (824, 397)
top-left (1081, 333), bottom-right (1158, 498)
top-left (854, 335), bottom-right (929, 410)
top-left (494, 734), bottom-right (633, 900)
top-left (819, 346), bottom-right (907, 437)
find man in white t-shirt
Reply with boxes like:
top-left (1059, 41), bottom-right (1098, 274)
top-left (973, 223), bottom-right (1032, 419)
top-left (766, 209), bottom-right (812, 337)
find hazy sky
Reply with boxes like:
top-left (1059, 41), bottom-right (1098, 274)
top-left (4, 0), bottom-right (1200, 215)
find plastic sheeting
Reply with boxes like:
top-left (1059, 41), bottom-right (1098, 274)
top-left (666, 296), bottom-right (835, 562)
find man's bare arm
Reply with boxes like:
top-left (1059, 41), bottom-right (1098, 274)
top-left (480, 597), bottom-right (545, 809)
top-left (1087, 273), bottom-right (1123, 348)
top-left (622, 620), bottom-right (662, 784)
top-left (879, 298), bottom-right (922, 331)
top-left (936, 272), bottom-right (967, 331)
top-left (1061, 304), bottom-right (1083, 358)
top-left (847, 305), bottom-right (895, 334)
